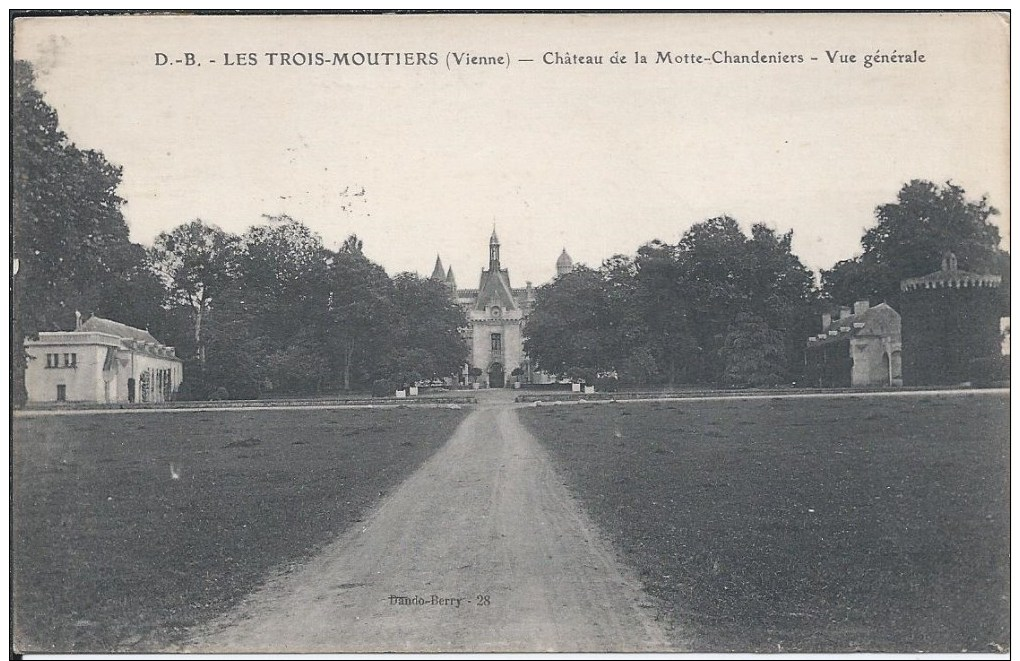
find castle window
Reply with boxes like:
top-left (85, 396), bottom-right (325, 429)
top-left (491, 333), bottom-right (502, 352)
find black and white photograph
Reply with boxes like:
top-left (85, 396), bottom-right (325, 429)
top-left (10, 10), bottom-right (1011, 655)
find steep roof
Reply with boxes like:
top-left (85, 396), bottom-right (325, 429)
top-left (80, 315), bottom-right (160, 344)
top-left (430, 255), bottom-right (446, 280)
top-left (445, 265), bottom-right (456, 288)
top-left (475, 268), bottom-right (517, 311)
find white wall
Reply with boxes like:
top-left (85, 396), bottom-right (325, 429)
top-left (25, 336), bottom-right (183, 403)
top-left (25, 344), bottom-right (106, 402)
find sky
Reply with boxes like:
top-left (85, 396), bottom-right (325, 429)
top-left (13, 12), bottom-right (1010, 288)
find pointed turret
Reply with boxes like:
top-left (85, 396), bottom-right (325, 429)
top-left (489, 227), bottom-right (501, 271)
top-left (556, 248), bottom-right (574, 277)
top-left (445, 265), bottom-right (457, 290)
top-left (430, 254), bottom-right (446, 280)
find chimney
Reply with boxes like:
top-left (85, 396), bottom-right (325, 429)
top-left (839, 306), bottom-right (852, 320)
top-left (821, 312), bottom-right (832, 332)
top-left (853, 300), bottom-right (870, 315)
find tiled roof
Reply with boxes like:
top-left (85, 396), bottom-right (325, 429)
top-left (806, 303), bottom-right (900, 347)
top-left (80, 316), bottom-right (159, 344)
top-left (475, 268), bottom-right (518, 311)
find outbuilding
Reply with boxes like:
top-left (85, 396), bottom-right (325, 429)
top-left (805, 301), bottom-right (902, 388)
top-left (24, 314), bottom-right (183, 404)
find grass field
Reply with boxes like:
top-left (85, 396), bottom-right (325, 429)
top-left (12, 407), bottom-right (468, 653)
top-left (519, 393), bottom-right (1010, 653)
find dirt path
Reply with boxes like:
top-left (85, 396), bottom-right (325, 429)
top-left (183, 391), bottom-right (679, 653)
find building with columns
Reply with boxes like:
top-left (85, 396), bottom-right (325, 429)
top-left (23, 314), bottom-right (183, 403)
top-left (432, 229), bottom-right (572, 387)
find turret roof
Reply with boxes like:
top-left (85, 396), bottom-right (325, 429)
top-left (556, 248), bottom-right (573, 269)
top-left (475, 268), bottom-right (517, 311)
top-left (431, 254), bottom-right (446, 280)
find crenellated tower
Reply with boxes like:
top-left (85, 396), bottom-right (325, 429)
top-left (899, 252), bottom-right (1003, 385)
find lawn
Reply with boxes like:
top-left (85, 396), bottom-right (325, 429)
top-left (519, 392), bottom-right (1010, 653)
top-left (12, 406), bottom-right (468, 653)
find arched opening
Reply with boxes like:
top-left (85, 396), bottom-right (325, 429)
top-left (488, 362), bottom-right (505, 388)
top-left (882, 351), bottom-right (891, 386)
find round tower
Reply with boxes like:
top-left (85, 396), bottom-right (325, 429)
top-left (556, 248), bottom-right (573, 277)
top-left (899, 252), bottom-right (1002, 386)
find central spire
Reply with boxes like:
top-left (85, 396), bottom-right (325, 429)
top-left (489, 226), bottom-right (501, 271)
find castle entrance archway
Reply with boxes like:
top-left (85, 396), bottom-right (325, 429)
top-left (488, 362), bottom-right (505, 388)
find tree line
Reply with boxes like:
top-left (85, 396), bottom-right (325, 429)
top-left (525, 183), bottom-right (1008, 388)
top-left (12, 58), bottom-right (1011, 402)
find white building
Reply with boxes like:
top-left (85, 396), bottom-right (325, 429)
top-left (24, 314), bottom-right (183, 404)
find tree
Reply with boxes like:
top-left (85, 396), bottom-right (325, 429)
top-left (822, 180), bottom-right (1008, 310)
top-left (632, 240), bottom-right (696, 385)
top-left (674, 217), bottom-right (816, 383)
top-left (323, 250), bottom-right (396, 391)
top-left (12, 60), bottom-right (155, 405)
top-left (148, 219), bottom-right (240, 366)
top-left (340, 233), bottom-right (364, 255)
top-left (720, 313), bottom-right (787, 387)
top-left (524, 267), bottom-right (612, 376)
top-left (674, 216), bottom-right (751, 381)
top-left (234, 216), bottom-right (331, 345)
top-left (385, 273), bottom-right (468, 383)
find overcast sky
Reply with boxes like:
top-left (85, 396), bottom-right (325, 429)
top-left (13, 12), bottom-right (1010, 287)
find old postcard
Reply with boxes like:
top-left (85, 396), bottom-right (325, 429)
top-left (11, 11), bottom-right (1010, 655)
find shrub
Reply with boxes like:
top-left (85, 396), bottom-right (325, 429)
top-left (175, 378), bottom-right (207, 402)
top-left (969, 355), bottom-right (1010, 387)
top-left (372, 378), bottom-right (396, 398)
top-left (565, 367), bottom-right (597, 384)
top-left (595, 376), bottom-right (620, 392)
top-left (208, 386), bottom-right (230, 401)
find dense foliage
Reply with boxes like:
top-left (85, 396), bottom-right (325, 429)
top-left (525, 218), bottom-right (817, 385)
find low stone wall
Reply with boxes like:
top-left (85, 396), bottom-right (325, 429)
top-left (513, 384), bottom-right (967, 403)
top-left (21, 395), bottom-right (478, 411)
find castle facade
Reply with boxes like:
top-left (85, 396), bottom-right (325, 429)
top-left (431, 230), bottom-right (572, 387)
